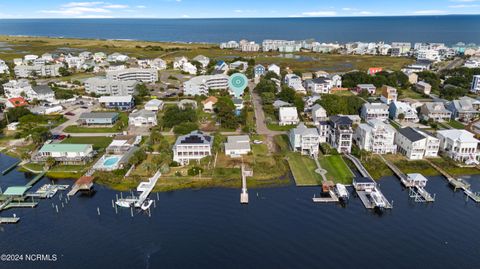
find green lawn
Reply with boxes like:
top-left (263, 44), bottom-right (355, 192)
top-left (319, 155), bottom-right (354, 184)
top-left (267, 123), bottom-right (296, 131)
top-left (447, 120), bottom-right (465, 129)
top-left (61, 136), bottom-right (113, 151)
top-left (63, 125), bottom-right (121, 133)
top-left (287, 152), bottom-right (323, 186)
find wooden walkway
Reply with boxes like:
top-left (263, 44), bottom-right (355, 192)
top-left (312, 191), bottom-right (339, 203)
top-left (0, 217), bottom-right (20, 224)
top-left (345, 154), bottom-right (372, 178)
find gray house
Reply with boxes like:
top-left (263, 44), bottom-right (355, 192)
top-left (78, 112), bottom-right (119, 126)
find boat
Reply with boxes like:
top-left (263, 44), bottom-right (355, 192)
top-left (335, 184), bottom-right (349, 201)
top-left (115, 198), bottom-right (137, 208)
top-left (369, 191), bottom-right (386, 209)
top-left (140, 199), bottom-right (153, 211)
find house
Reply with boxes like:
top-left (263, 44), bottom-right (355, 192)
top-left (34, 143), bottom-right (94, 165)
top-left (173, 131), bottom-right (213, 165)
top-left (78, 112), bottom-right (119, 126)
top-left (94, 52), bottom-right (107, 62)
top-left (144, 99), bottom-right (164, 112)
top-left (380, 85), bottom-right (398, 104)
top-left (128, 109), bottom-right (157, 127)
top-left (415, 81), bottom-right (432, 95)
top-left (395, 127), bottom-right (439, 160)
top-left (26, 85), bottom-right (55, 102)
top-left (183, 74), bottom-right (229, 96)
top-left (254, 64), bottom-right (266, 77)
top-left (436, 129), bottom-right (480, 164)
top-left (202, 96), bottom-right (218, 112)
top-left (304, 77), bottom-right (333, 94)
top-left (232, 98), bottom-right (244, 113)
top-left (273, 100), bottom-right (291, 109)
top-left (151, 58), bottom-right (167, 70)
top-left (229, 61), bottom-right (248, 72)
top-left (173, 57), bottom-right (189, 69)
top-left (192, 55), bottom-right (210, 68)
top-left (225, 135), bottom-right (251, 157)
top-left (355, 119), bottom-right (397, 154)
top-left (6, 97), bottom-right (28, 108)
top-left (361, 103), bottom-right (389, 121)
top-left (267, 64), bottom-right (281, 76)
top-left (284, 74), bottom-right (306, 93)
top-left (355, 84), bottom-right (376, 95)
top-left (419, 102), bottom-right (452, 122)
top-left (106, 135), bottom-right (141, 154)
top-left (447, 96), bottom-right (480, 122)
top-left (2, 79), bottom-right (32, 99)
top-left (0, 59), bottom-right (9, 74)
top-left (178, 99), bottom-right (198, 110)
top-left (85, 77), bottom-right (138, 96)
top-left (311, 104), bottom-right (327, 124)
top-left (279, 107), bottom-right (299, 126)
top-left (368, 67), bottom-right (383, 75)
top-left (389, 101), bottom-right (419, 122)
top-left (182, 62), bottom-right (198, 75)
top-left (404, 71), bottom-right (419, 84)
top-left (99, 95), bottom-right (135, 111)
top-left (214, 61), bottom-right (229, 74)
top-left (107, 53), bottom-right (129, 63)
top-left (301, 72), bottom-right (313, 80)
top-left (327, 115), bottom-right (354, 154)
top-left (289, 123), bottom-right (320, 157)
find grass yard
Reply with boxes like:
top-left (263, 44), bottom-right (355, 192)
top-left (385, 154), bottom-right (439, 176)
top-left (287, 152), bottom-right (323, 186)
top-left (267, 123), bottom-right (296, 131)
top-left (447, 120), bottom-right (466, 129)
top-left (61, 136), bottom-right (113, 151)
top-left (429, 157), bottom-right (479, 176)
top-left (63, 125), bottom-right (122, 133)
top-left (319, 155), bottom-right (354, 184)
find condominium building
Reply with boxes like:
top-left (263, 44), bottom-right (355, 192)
top-left (395, 127), bottom-right (439, 160)
top-left (106, 68), bottom-right (158, 83)
top-left (355, 119), bottom-right (397, 154)
top-left (183, 74), bottom-right (229, 96)
top-left (14, 64), bottom-right (63, 78)
top-left (471, 75), bottom-right (480, 94)
top-left (85, 77), bottom-right (138, 96)
top-left (173, 131), bottom-right (213, 165)
top-left (289, 123), bottom-right (321, 157)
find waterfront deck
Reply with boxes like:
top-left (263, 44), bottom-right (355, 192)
top-left (0, 216), bottom-right (20, 224)
top-left (312, 190), bottom-right (339, 203)
top-left (68, 176), bottom-right (94, 197)
top-left (240, 165), bottom-right (252, 204)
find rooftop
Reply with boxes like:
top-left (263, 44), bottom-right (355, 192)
top-left (39, 143), bottom-right (92, 153)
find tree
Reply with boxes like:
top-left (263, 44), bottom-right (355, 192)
top-left (162, 106), bottom-right (197, 128)
top-left (173, 122), bottom-right (199, 135)
top-left (45, 157), bottom-right (56, 168)
top-left (58, 66), bottom-right (71, 77)
top-left (135, 83), bottom-right (149, 97)
top-left (214, 96), bottom-right (238, 129)
top-left (277, 86), bottom-right (296, 103)
top-left (398, 113), bottom-right (405, 122)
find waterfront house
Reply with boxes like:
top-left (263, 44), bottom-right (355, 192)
top-left (78, 112), bottom-right (119, 126)
top-left (173, 131), bottom-right (213, 165)
top-left (436, 129), bottom-right (480, 164)
top-left (328, 115), bottom-right (354, 154)
top-left (289, 123), bottom-right (320, 157)
top-left (419, 102), bottom-right (452, 122)
top-left (144, 99), bottom-right (164, 112)
top-left (395, 127), bottom-right (439, 160)
top-left (106, 135), bottom-right (141, 154)
top-left (361, 103), bottom-right (389, 121)
top-left (225, 135), bottom-right (251, 157)
top-left (128, 109), bottom-right (157, 127)
top-left (99, 95), bottom-right (134, 111)
top-left (202, 96), bottom-right (218, 112)
top-left (355, 119), bottom-right (397, 154)
top-left (380, 85), bottom-right (398, 105)
top-left (279, 107), bottom-right (299, 126)
top-left (311, 104), bottom-right (328, 125)
top-left (389, 101), bottom-right (419, 123)
top-left (34, 143), bottom-right (94, 165)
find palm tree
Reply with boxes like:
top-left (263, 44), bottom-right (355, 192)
top-left (45, 157), bottom-right (56, 169)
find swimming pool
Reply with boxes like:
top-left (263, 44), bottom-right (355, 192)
top-left (103, 156), bottom-right (120, 167)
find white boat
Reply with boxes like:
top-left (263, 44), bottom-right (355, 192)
top-left (140, 199), bottom-right (153, 211)
top-left (335, 184), bottom-right (349, 200)
top-left (115, 198), bottom-right (137, 208)
top-left (369, 191), bottom-right (386, 209)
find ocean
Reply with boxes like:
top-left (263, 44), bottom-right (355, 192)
top-left (1, 154), bottom-right (480, 269)
top-left (0, 16), bottom-right (479, 45)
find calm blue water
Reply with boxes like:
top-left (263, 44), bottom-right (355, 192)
top-left (1, 154), bottom-right (480, 269)
top-left (0, 16), bottom-right (479, 45)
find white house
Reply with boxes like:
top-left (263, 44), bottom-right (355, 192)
top-left (354, 119), bottom-right (397, 154)
top-left (34, 143), bottom-right (94, 164)
top-left (436, 129), bottom-right (480, 164)
top-left (151, 58), bottom-right (167, 70)
top-left (415, 81), bottom-right (432, 95)
top-left (183, 74), bottom-right (229, 96)
top-left (144, 99), bottom-right (164, 111)
top-left (389, 101), bottom-right (419, 122)
top-left (2, 79), bottom-right (32, 99)
top-left (284, 74), bottom-right (306, 93)
top-left (202, 96), bottom-right (218, 112)
top-left (355, 84), bottom-right (376, 95)
top-left (128, 109), bottom-right (157, 127)
top-left (395, 127), bottom-right (439, 160)
top-left (173, 131), bottom-right (213, 165)
top-left (361, 103), bottom-right (389, 121)
top-left (289, 123), bottom-right (320, 157)
top-left (311, 104), bottom-right (327, 125)
top-left (193, 55), bottom-right (210, 68)
top-left (279, 107), bottom-right (299, 126)
top-left (267, 64), bottom-right (281, 76)
top-left (173, 57), bottom-right (189, 69)
top-left (26, 85), bottom-right (55, 102)
top-left (304, 77), bottom-right (333, 94)
top-left (0, 59), bottom-right (9, 74)
top-left (225, 135), bottom-right (251, 157)
top-left (182, 62), bottom-right (198, 75)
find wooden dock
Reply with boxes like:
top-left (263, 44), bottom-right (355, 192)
top-left (345, 154), bottom-right (372, 178)
top-left (1, 160), bottom-right (21, 175)
top-left (312, 191), bottom-right (339, 203)
top-left (240, 165), bottom-right (252, 204)
top-left (68, 176), bottom-right (94, 197)
top-left (0, 216), bottom-right (20, 224)
top-left (26, 171), bottom-right (46, 187)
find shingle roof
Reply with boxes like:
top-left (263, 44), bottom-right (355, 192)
top-left (398, 127), bottom-right (426, 142)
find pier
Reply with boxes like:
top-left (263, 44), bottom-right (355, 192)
top-left (425, 159), bottom-right (480, 202)
top-left (135, 171), bottom-right (161, 207)
top-left (379, 155), bottom-right (435, 203)
top-left (68, 176), bottom-right (95, 197)
top-left (0, 216), bottom-right (20, 224)
top-left (240, 165), bottom-right (252, 204)
top-left (1, 160), bottom-right (21, 175)
top-left (345, 154), bottom-right (393, 209)
top-left (312, 190), bottom-right (339, 203)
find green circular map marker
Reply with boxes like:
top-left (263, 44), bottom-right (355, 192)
top-left (229, 73), bottom-right (248, 97)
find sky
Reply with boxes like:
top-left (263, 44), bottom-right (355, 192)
top-left (0, 0), bottom-right (480, 18)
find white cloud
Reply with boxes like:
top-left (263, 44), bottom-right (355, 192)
top-left (342, 7), bottom-right (357, 11)
top-left (103, 4), bottom-right (128, 9)
top-left (299, 10), bottom-right (337, 17)
top-left (449, 0), bottom-right (477, 2)
top-left (40, 7), bottom-right (111, 15)
top-left (449, 4), bottom-right (479, 7)
top-left (37, 1), bottom-right (133, 17)
top-left (413, 10), bottom-right (447, 15)
top-left (136, 5), bottom-right (146, 9)
top-left (62, 2), bottom-right (104, 7)
top-left (181, 14), bottom-right (190, 18)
